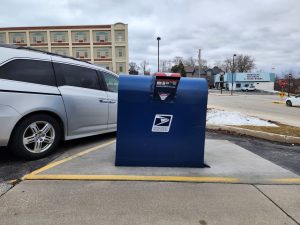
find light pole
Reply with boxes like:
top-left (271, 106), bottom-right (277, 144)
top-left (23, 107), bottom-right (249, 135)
top-left (288, 74), bottom-right (292, 97)
top-left (231, 54), bottom-right (237, 96)
top-left (157, 37), bottom-right (161, 72)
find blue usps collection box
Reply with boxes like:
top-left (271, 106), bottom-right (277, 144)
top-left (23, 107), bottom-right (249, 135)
top-left (115, 74), bottom-right (208, 168)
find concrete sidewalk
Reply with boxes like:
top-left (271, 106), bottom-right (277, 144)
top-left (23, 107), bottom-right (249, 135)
top-left (1, 138), bottom-right (299, 224)
top-left (0, 181), bottom-right (299, 225)
top-left (23, 139), bottom-right (299, 184)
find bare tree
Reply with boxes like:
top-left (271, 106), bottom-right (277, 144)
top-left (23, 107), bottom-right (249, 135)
top-left (173, 56), bottom-right (183, 65)
top-left (144, 70), bottom-right (151, 75)
top-left (214, 60), bottom-right (226, 72)
top-left (159, 59), bottom-right (172, 72)
top-left (184, 57), bottom-right (196, 67)
top-left (236, 55), bottom-right (255, 72)
top-left (198, 59), bottom-right (207, 68)
top-left (129, 62), bottom-right (140, 75)
top-left (140, 60), bottom-right (149, 74)
top-left (171, 56), bottom-right (207, 72)
top-left (222, 54), bottom-right (255, 72)
top-left (222, 58), bottom-right (233, 72)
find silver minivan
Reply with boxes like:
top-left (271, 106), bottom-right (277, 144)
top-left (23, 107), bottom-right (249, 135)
top-left (0, 44), bottom-right (118, 159)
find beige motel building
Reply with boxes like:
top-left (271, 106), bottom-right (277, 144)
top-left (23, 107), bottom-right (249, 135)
top-left (0, 22), bottom-right (129, 74)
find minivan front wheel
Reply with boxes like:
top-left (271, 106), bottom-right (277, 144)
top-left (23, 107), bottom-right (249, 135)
top-left (10, 114), bottom-right (61, 160)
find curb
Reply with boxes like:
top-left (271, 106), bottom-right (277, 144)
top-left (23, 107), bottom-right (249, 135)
top-left (206, 124), bottom-right (300, 145)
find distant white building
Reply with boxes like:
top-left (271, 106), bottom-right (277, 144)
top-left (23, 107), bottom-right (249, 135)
top-left (214, 72), bottom-right (275, 91)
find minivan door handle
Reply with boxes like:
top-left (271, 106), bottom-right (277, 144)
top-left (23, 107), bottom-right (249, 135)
top-left (99, 99), bottom-right (110, 103)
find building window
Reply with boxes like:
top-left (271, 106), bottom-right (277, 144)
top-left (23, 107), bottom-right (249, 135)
top-left (32, 47), bottom-right (48, 52)
top-left (236, 83), bottom-right (241, 88)
top-left (72, 31), bottom-right (89, 43)
top-left (30, 32), bottom-right (47, 44)
top-left (0, 33), bottom-right (6, 44)
top-left (97, 63), bottom-right (112, 71)
top-left (116, 47), bottom-right (125, 57)
top-left (52, 48), bottom-right (69, 56)
top-left (117, 63), bottom-right (125, 73)
top-left (77, 51), bottom-right (88, 58)
top-left (94, 31), bottom-right (111, 42)
top-left (95, 47), bottom-right (111, 59)
top-left (10, 32), bottom-right (26, 44)
top-left (73, 48), bottom-right (90, 59)
top-left (51, 31), bottom-right (68, 43)
top-left (115, 30), bottom-right (125, 42)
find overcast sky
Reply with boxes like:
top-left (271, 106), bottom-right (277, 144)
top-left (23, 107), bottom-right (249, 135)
top-left (0, 0), bottom-right (299, 75)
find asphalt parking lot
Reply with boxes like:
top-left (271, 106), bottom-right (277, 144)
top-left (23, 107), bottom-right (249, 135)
top-left (208, 92), bottom-right (300, 127)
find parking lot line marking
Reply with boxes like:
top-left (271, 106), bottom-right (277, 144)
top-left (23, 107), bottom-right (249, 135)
top-left (271, 178), bottom-right (300, 184)
top-left (23, 139), bottom-right (116, 178)
top-left (23, 174), bottom-right (239, 183)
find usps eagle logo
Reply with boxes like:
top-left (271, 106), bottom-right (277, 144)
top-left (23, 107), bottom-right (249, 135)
top-left (152, 114), bottom-right (173, 132)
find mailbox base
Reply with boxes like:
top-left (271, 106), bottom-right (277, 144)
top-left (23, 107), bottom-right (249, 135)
top-left (115, 160), bottom-right (205, 168)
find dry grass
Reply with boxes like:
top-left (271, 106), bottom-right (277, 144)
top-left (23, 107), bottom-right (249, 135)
top-left (237, 124), bottom-right (300, 137)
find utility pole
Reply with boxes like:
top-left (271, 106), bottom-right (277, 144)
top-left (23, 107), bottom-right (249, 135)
top-left (288, 74), bottom-right (292, 97)
top-left (198, 49), bottom-right (201, 78)
top-left (220, 71), bottom-right (225, 94)
top-left (231, 54), bottom-right (237, 96)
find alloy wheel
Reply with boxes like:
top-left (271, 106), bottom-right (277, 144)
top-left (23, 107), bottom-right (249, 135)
top-left (22, 121), bottom-right (55, 153)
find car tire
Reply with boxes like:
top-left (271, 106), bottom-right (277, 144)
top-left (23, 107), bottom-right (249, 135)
top-left (9, 114), bottom-right (62, 160)
top-left (286, 100), bottom-right (292, 107)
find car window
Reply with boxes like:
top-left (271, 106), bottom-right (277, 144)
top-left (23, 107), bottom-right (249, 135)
top-left (0, 59), bottom-right (55, 86)
top-left (102, 72), bottom-right (118, 93)
top-left (54, 63), bottom-right (100, 90)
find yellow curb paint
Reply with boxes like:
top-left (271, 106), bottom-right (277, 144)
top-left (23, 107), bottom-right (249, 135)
top-left (23, 139), bottom-right (116, 178)
top-left (8, 179), bottom-right (18, 185)
top-left (23, 174), bottom-right (239, 183)
top-left (271, 178), bottom-right (300, 184)
top-left (272, 101), bottom-right (285, 104)
top-left (23, 174), bottom-right (300, 184)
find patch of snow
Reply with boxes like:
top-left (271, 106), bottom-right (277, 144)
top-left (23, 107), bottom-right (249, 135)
top-left (207, 109), bottom-right (277, 127)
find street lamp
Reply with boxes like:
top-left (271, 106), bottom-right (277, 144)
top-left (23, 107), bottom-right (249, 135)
top-left (157, 37), bottom-right (161, 72)
top-left (288, 74), bottom-right (292, 97)
top-left (231, 54), bottom-right (237, 96)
